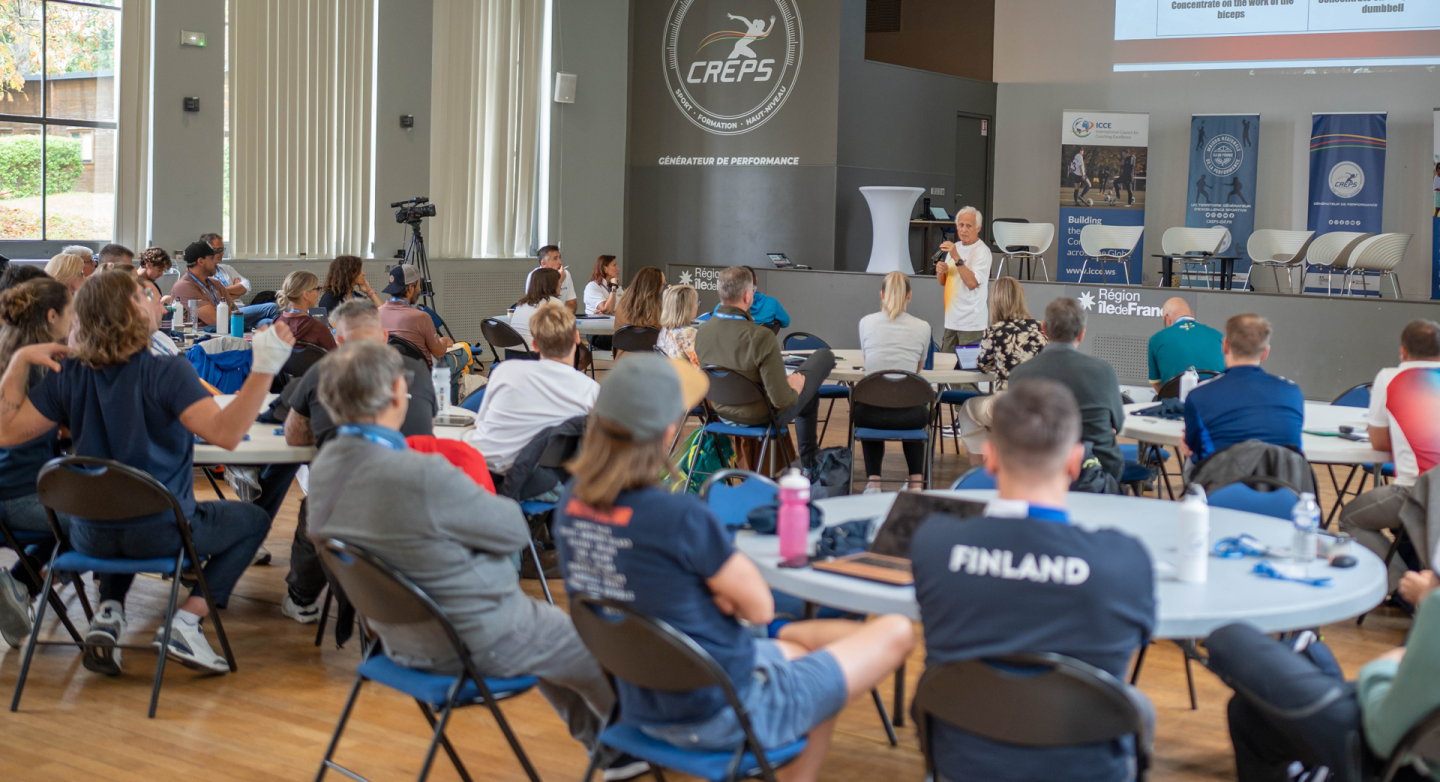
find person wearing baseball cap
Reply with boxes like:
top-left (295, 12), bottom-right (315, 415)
top-left (168, 240), bottom-right (279, 331)
top-left (552, 355), bottom-right (915, 781)
top-left (378, 263), bottom-right (452, 363)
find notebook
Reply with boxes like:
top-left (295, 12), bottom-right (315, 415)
top-left (811, 493), bottom-right (986, 585)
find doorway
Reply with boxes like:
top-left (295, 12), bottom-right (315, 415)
top-left (954, 113), bottom-right (992, 239)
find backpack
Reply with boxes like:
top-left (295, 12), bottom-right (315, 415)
top-left (672, 427), bottom-right (735, 493)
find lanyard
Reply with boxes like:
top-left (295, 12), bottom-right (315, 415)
top-left (711, 306), bottom-right (747, 321)
top-left (337, 424), bottom-right (406, 451)
top-left (187, 273), bottom-right (218, 305)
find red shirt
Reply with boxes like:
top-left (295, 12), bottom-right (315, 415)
top-left (276, 311), bottom-right (337, 350)
top-left (405, 436), bottom-right (496, 493)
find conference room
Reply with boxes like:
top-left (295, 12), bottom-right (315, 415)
top-left (2, 0), bottom-right (1440, 781)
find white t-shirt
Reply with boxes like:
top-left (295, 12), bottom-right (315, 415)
top-left (942, 240), bottom-right (992, 332)
top-left (213, 264), bottom-right (250, 294)
top-left (464, 358), bottom-right (600, 473)
top-left (1367, 360), bottom-right (1440, 486)
top-left (525, 266), bottom-right (577, 305)
top-left (859, 311), bottom-right (932, 373)
top-left (510, 296), bottom-right (564, 349)
top-left (1070, 152), bottom-right (1085, 177)
top-left (584, 280), bottom-right (622, 315)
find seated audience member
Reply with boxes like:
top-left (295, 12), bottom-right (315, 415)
top-left (1206, 587), bottom-right (1440, 781)
top-left (274, 300), bottom-right (437, 623)
top-left (274, 270), bottom-right (337, 350)
top-left (1341, 319), bottom-right (1440, 588)
top-left (696, 266), bottom-right (791, 330)
top-left (510, 267), bottom-right (564, 356)
top-left (1008, 298), bottom-right (1126, 480)
top-left (1180, 314), bottom-right (1302, 466)
top-left (304, 339), bottom-right (637, 776)
top-left (955, 277), bottom-right (1047, 456)
top-left (45, 253), bottom-right (86, 294)
top-left (200, 233), bottom-right (250, 299)
top-left (657, 283), bottom-right (700, 367)
top-left (856, 271), bottom-right (932, 492)
top-left (378, 263), bottom-right (451, 363)
top-left (695, 266), bottom-right (835, 470)
top-left (62, 245), bottom-right (96, 278)
top-left (553, 354), bottom-right (914, 782)
top-left (524, 244), bottom-right (577, 312)
top-left (0, 279), bottom-right (71, 646)
top-left (612, 266), bottom-right (665, 356)
top-left (97, 243), bottom-right (134, 271)
top-left (1148, 297), bottom-right (1224, 391)
top-left (133, 267), bottom-right (181, 358)
top-left (136, 247), bottom-right (171, 304)
top-left (465, 303), bottom-right (599, 487)
top-left (911, 378), bottom-right (1156, 782)
top-left (584, 255), bottom-right (622, 316)
top-left (318, 254), bottom-right (382, 312)
top-left (0, 270), bottom-right (291, 674)
top-left (0, 264), bottom-right (49, 292)
top-left (170, 241), bottom-right (279, 330)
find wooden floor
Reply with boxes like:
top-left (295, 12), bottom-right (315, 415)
top-left (0, 392), bottom-right (1412, 782)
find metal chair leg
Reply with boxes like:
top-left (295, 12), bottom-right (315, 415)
top-left (894, 660), bottom-right (907, 728)
top-left (482, 690), bottom-right (543, 782)
top-left (148, 553), bottom-right (187, 718)
top-left (870, 689), bottom-right (899, 746)
top-left (314, 588), bottom-right (332, 647)
top-left (528, 540), bottom-right (554, 606)
top-left (10, 561), bottom-right (58, 712)
top-left (314, 675), bottom-right (366, 782)
top-left (1129, 642), bottom-right (1149, 685)
top-left (418, 701), bottom-right (476, 782)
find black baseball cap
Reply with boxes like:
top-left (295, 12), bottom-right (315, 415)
top-left (382, 264), bottom-right (421, 296)
top-left (182, 241), bottom-right (216, 266)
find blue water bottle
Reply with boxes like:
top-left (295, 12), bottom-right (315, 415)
top-left (230, 311), bottom-right (245, 336)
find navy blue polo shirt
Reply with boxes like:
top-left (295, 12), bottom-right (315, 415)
top-left (912, 501), bottom-right (1156, 782)
top-left (1182, 364), bottom-right (1304, 463)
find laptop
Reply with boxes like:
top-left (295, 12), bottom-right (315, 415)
top-left (955, 345), bottom-right (981, 371)
top-left (767, 252), bottom-right (794, 269)
top-left (811, 493), bottom-right (986, 585)
top-left (929, 206), bottom-right (951, 221)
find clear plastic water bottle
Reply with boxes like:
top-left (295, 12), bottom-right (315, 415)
top-left (1179, 366), bottom-right (1200, 402)
top-left (1291, 492), bottom-right (1320, 566)
top-left (1177, 484), bottom-right (1209, 583)
top-left (778, 468), bottom-right (811, 563)
top-left (432, 366), bottom-right (451, 413)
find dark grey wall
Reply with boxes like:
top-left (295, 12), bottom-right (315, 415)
top-left (152, 0), bottom-right (226, 251)
top-left (373, 0), bottom-right (433, 261)
top-left (833, 0), bottom-right (998, 272)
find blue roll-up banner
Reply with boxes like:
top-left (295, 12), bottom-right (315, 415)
top-left (1187, 114), bottom-right (1258, 284)
top-left (1307, 112), bottom-right (1386, 235)
top-left (1059, 111), bottom-right (1149, 283)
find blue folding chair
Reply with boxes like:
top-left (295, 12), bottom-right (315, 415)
top-left (1209, 478), bottom-right (1300, 521)
top-left (848, 371), bottom-right (936, 493)
top-left (700, 469), bottom-right (778, 540)
top-left (949, 466), bottom-right (996, 490)
top-left (570, 594), bottom-right (809, 782)
top-left (782, 333), bottom-right (848, 443)
top-left (316, 539), bottom-right (541, 782)
top-left (692, 366), bottom-right (788, 481)
top-left (459, 385), bottom-right (486, 413)
top-left (12, 457), bottom-right (235, 718)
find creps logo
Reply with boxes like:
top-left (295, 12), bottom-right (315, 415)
top-left (663, 0), bottom-right (803, 135)
top-left (1328, 161), bottom-right (1365, 199)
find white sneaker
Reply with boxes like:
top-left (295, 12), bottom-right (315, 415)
top-left (83, 600), bottom-right (125, 676)
top-left (281, 594), bottom-right (321, 624)
top-left (251, 545), bottom-right (272, 566)
top-left (0, 570), bottom-right (33, 647)
top-left (862, 485), bottom-right (883, 495)
top-left (155, 616), bottom-right (229, 674)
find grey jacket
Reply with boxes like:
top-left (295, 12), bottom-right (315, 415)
top-left (1398, 467), bottom-right (1440, 571)
top-left (1187, 439), bottom-right (1317, 496)
top-left (306, 435), bottom-right (532, 669)
top-left (1008, 342), bottom-right (1126, 479)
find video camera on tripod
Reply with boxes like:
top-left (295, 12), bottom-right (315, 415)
top-left (389, 196), bottom-right (453, 340)
top-left (393, 196), bottom-right (436, 224)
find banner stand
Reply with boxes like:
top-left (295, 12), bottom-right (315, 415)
top-left (1186, 114), bottom-right (1258, 290)
top-left (1306, 112), bottom-right (1387, 294)
top-left (1058, 111), bottom-right (1149, 284)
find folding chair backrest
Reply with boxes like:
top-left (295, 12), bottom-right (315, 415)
top-left (36, 456), bottom-right (183, 523)
top-left (850, 371), bottom-right (934, 410)
top-left (283, 341), bottom-right (329, 378)
top-left (1157, 369), bottom-right (1220, 400)
top-left (914, 653), bottom-right (1143, 749)
top-left (388, 334), bottom-right (430, 367)
top-left (612, 325), bottom-right (661, 354)
top-left (1208, 481), bottom-right (1299, 521)
top-left (481, 318), bottom-right (529, 352)
top-left (569, 594), bottom-right (737, 694)
top-left (538, 432), bottom-right (581, 469)
top-left (1332, 382), bottom-right (1371, 408)
top-left (700, 469), bottom-right (778, 533)
top-left (782, 332), bottom-right (829, 352)
top-left (703, 365), bottom-right (768, 408)
top-left (949, 466), bottom-right (996, 490)
top-left (319, 538), bottom-right (457, 634)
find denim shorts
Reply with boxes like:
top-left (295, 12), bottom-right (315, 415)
top-left (640, 639), bottom-right (848, 751)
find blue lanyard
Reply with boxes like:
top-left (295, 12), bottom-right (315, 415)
top-left (187, 273), bottom-right (218, 305)
top-left (389, 297), bottom-right (409, 307)
top-left (286, 308), bottom-right (306, 314)
top-left (337, 424), bottom-right (407, 451)
top-left (712, 306), bottom-right (747, 321)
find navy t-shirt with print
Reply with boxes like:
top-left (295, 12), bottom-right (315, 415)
top-left (911, 512), bottom-right (1156, 782)
top-left (29, 351), bottom-right (212, 524)
top-left (552, 484), bottom-right (753, 726)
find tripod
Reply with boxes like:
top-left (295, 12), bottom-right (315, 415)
top-left (400, 219), bottom-right (454, 341)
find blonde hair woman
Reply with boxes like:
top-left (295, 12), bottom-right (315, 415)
top-left (44, 253), bottom-right (86, 294)
top-left (955, 276), bottom-right (1047, 460)
top-left (274, 270), bottom-right (335, 350)
top-left (855, 271), bottom-right (934, 492)
top-left (657, 284), bottom-right (700, 367)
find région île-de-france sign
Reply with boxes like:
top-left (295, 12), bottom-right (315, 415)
top-left (663, 0), bottom-right (803, 136)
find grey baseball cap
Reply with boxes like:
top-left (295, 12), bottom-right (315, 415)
top-left (595, 354), bottom-right (708, 442)
top-left (382, 264), bottom-right (421, 295)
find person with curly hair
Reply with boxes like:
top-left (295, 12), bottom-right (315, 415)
top-left (318, 255), bottom-right (382, 312)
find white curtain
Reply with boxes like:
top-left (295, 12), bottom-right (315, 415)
top-left (430, 0), bottom-right (545, 259)
top-left (230, 0), bottom-right (374, 258)
top-left (114, 0), bottom-right (153, 250)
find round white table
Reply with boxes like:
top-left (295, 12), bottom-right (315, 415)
top-left (1121, 400), bottom-right (1388, 465)
top-left (493, 313), bottom-right (616, 336)
top-left (734, 490), bottom-right (1387, 639)
top-left (787, 348), bottom-right (993, 386)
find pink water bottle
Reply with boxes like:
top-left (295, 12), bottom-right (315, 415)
top-left (778, 468), bottom-right (811, 563)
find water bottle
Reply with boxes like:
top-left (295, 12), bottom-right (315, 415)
top-left (216, 300), bottom-right (231, 336)
top-left (432, 365), bottom-right (451, 413)
top-left (1177, 484), bottom-right (1209, 583)
top-left (1179, 366), bottom-right (1199, 402)
top-left (173, 299), bottom-right (185, 333)
top-left (231, 311), bottom-right (245, 337)
top-left (777, 468), bottom-right (811, 563)
top-left (1291, 492), bottom-right (1320, 566)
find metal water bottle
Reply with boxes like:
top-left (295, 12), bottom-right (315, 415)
top-left (1177, 484), bottom-right (1209, 583)
top-left (1179, 366), bottom-right (1200, 402)
top-left (1291, 492), bottom-right (1320, 566)
top-left (215, 300), bottom-right (231, 336)
top-left (231, 311), bottom-right (245, 337)
top-left (778, 468), bottom-right (811, 563)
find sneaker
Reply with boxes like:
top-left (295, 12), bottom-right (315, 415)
top-left (83, 600), bottom-right (125, 676)
top-left (0, 570), bottom-right (34, 647)
top-left (251, 545), bottom-right (272, 567)
top-left (281, 593), bottom-right (322, 624)
top-left (862, 485), bottom-right (883, 495)
top-left (602, 753), bottom-right (651, 781)
top-left (155, 615), bottom-right (229, 674)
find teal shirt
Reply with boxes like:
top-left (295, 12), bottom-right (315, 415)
top-left (1147, 317), bottom-right (1225, 384)
top-left (1359, 591), bottom-right (1440, 778)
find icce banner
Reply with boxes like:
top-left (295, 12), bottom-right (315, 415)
top-left (1307, 112), bottom-right (1387, 235)
top-left (1188, 114), bottom-right (1259, 282)
top-left (1059, 111), bottom-right (1149, 283)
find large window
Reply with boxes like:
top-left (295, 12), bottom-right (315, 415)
top-left (0, 0), bottom-right (118, 241)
